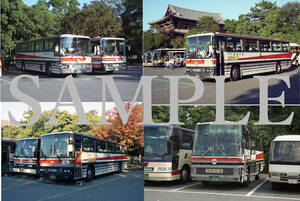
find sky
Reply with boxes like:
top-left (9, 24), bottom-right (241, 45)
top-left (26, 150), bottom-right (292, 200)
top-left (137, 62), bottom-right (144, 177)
top-left (143, 0), bottom-right (295, 30)
top-left (1, 102), bottom-right (115, 122)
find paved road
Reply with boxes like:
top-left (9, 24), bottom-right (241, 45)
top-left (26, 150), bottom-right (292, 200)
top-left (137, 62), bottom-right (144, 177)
top-left (144, 174), bottom-right (300, 201)
top-left (1, 66), bottom-right (142, 102)
top-left (144, 66), bottom-right (300, 104)
top-left (2, 170), bottom-right (143, 201)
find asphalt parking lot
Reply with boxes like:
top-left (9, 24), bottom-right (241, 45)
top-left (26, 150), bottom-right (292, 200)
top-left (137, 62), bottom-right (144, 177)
top-left (144, 174), bottom-right (300, 201)
top-left (144, 66), bottom-right (300, 104)
top-left (2, 170), bottom-right (143, 201)
top-left (1, 65), bottom-right (142, 102)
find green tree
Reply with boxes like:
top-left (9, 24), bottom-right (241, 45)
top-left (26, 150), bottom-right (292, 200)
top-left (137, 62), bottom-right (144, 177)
top-left (47, 0), bottom-right (79, 15)
top-left (60, 1), bottom-right (122, 37)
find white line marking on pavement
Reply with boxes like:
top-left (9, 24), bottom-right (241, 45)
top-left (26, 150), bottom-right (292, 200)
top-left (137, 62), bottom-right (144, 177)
top-left (170, 182), bottom-right (202, 192)
top-left (246, 178), bottom-right (268, 196)
top-left (144, 188), bottom-right (300, 200)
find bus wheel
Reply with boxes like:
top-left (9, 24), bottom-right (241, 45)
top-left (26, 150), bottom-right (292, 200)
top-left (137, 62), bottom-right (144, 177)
top-left (86, 166), bottom-right (95, 181)
top-left (180, 167), bottom-right (190, 183)
top-left (230, 66), bottom-right (240, 81)
top-left (118, 162), bottom-right (122, 173)
top-left (275, 62), bottom-right (282, 73)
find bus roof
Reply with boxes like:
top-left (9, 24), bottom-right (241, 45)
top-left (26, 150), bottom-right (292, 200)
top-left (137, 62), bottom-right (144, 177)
top-left (187, 32), bottom-right (289, 43)
top-left (196, 122), bottom-right (244, 126)
top-left (17, 34), bottom-right (90, 43)
top-left (272, 135), bottom-right (300, 142)
top-left (91, 37), bottom-right (125, 41)
top-left (16, 137), bottom-right (40, 141)
top-left (144, 124), bottom-right (194, 133)
top-left (41, 131), bottom-right (121, 145)
top-left (290, 43), bottom-right (300, 47)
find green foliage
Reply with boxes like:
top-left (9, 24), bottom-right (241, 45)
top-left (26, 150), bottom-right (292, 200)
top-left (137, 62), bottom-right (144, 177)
top-left (223, 0), bottom-right (300, 44)
top-left (60, 1), bottom-right (122, 37)
top-left (47, 0), bottom-right (79, 15)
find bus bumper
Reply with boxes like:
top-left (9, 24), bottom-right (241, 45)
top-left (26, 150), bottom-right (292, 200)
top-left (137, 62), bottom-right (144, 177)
top-left (269, 173), bottom-right (300, 184)
top-left (39, 167), bottom-right (74, 180)
top-left (144, 172), bottom-right (180, 181)
top-left (185, 67), bottom-right (215, 78)
top-left (13, 167), bottom-right (37, 175)
top-left (191, 174), bottom-right (243, 183)
top-left (59, 64), bottom-right (92, 74)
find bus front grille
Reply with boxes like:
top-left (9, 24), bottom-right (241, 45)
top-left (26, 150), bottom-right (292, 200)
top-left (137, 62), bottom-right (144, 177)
top-left (196, 168), bottom-right (234, 175)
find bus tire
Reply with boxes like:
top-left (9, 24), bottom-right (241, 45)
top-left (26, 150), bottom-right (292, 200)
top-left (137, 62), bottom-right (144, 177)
top-left (275, 62), bottom-right (281, 73)
top-left (230, 65), bottom-right (240, 81)
top-left (46, 63), bottom-right (52, 76)
top-left (118, 162), bottom-right (122, 173)
top-left (180, 166), bottom-right (190, 183)
top-left (86, 165), bottom-right (95, 181)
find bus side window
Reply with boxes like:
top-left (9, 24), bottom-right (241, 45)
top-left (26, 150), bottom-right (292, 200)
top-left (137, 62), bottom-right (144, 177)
top-left (181, 131), bottom-right (192, 150)
top-left (90, 139), bottom-right (96, 152)
top-left (245, 40), bottom-right (258, 52)
top-left (235, 38), bottom-right (243, 52)
top-left (282, 43), bottom-right (289, 52)
top-left (75, 140), bottom-right (81, 151)
top-left (226, 37), bottom-right (235, 52)
top-left (97, 141), bottom-right (107, 153)
top-left (272, 42), bottom-right (282, 52)
top-left (83, 137), bottom-right (91, 152)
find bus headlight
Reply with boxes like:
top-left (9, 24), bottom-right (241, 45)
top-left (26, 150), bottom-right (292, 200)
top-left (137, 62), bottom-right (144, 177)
top-left (157, 167), bottom-right (171, 172)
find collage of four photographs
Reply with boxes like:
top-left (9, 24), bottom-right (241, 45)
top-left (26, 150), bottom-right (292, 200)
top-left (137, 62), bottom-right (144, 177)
top-left (1, 0), bottom-right (300, 201)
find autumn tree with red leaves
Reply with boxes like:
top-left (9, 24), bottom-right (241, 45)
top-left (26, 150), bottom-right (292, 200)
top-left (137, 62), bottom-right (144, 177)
top-left (92, 103), bottom-right (144, 155)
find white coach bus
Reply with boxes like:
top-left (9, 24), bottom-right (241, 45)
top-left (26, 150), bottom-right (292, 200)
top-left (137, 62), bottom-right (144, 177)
top-left (144, 125), bottom-right (194, 183)
top-left (191, 123), bottom-right (264, 185)
top-left (290, 43), bottom-right (300, 67)
top-left (39, 132), bottom-right (127, 181)
top-left (269, 135), bottom-right (300, 190)
top-left (91, 37), bottom-right (127, 73)
top-left (15, 34), bottom-right (92, 75)
top-left (13, 138), bottom-right (40, 175)
top-left (185, 32), bottom-right (291, 80)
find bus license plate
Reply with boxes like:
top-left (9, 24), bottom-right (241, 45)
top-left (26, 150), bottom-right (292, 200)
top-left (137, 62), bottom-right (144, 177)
top-left (209, 176), bottom-right (220, 182)
top-left (206, 169), bottom-right (223, 174)
top-left (288, 179), bottom-right (297, 184)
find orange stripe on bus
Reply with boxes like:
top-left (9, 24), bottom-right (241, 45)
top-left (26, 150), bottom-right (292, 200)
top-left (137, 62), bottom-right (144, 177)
top-left (61, 58), bottom-right (87, 62)
top-left (40, 160), bottom-right (62, 164)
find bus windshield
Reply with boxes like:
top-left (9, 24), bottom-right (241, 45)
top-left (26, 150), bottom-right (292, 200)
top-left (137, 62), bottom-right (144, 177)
top-left (187, 35), bottom-right (213, 59)
top-left (60, 37), bottom-right (89, 56)
top-left (193, 125), bottom-right (242, 157)
top-left (40, 133), bottom-right (69, 158)
top-left (15, 139), bottom-right (38, 158)
top-left (144, 127), bottom-right (172, 161)
top-left (270, 141), bottom-right (300, 163)
top-left (101, 39), bottom-right (125, 57)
